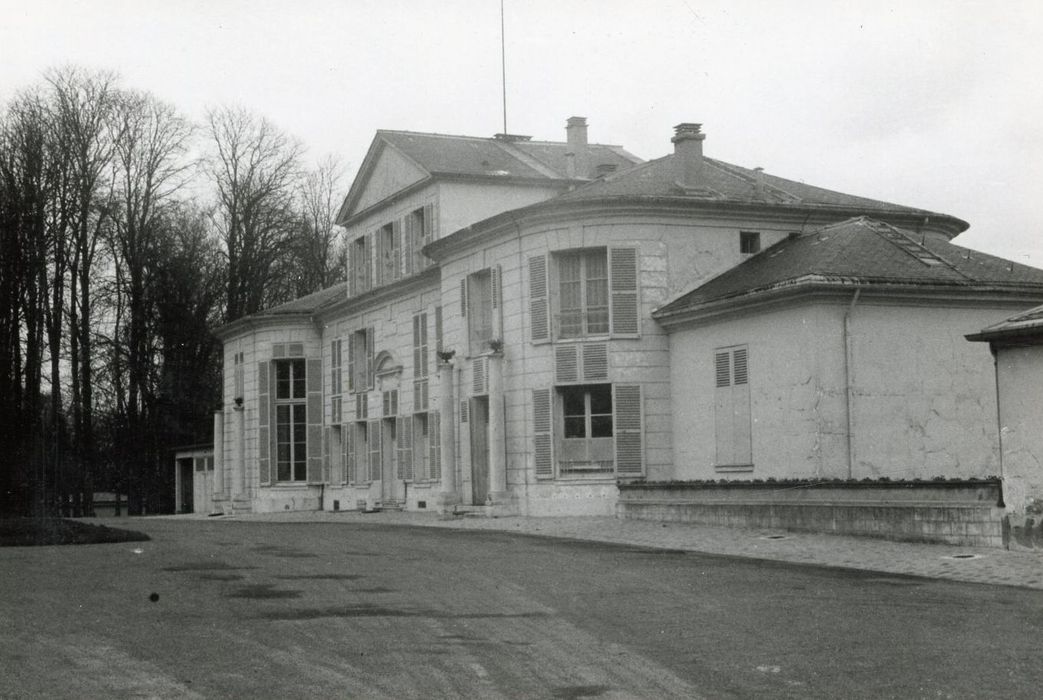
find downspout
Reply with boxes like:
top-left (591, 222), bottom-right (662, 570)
top-left (843, 289), bottom-right (861, 479)
top-left (991, 343), bottom-right (1005, 488)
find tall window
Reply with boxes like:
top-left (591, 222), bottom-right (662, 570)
top-left (349, 328), bottom-right (373, 392)
top-left (559, 384), bottom-right (614, 474)
top-left (330, 339), bottom-right (342, 394)
top-left (377, 222), bottom-right (400, 285)
top-left (714, 346), bottom-right (752, 468)
top-left (275, 359), bottom-right (307, 481)
top-left (467, 270), bottom-right (493, 356)
top-left (558, 250), bottom-right (609, 338)
top-left (233, 351), bottom-right (244, 401)
top-left (350, 235), bottom-right (371, 294)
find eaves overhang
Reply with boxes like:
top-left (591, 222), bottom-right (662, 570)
top-left (315, 266), bottom-right (440, 324)
top-left (652, 276), bottom-right (1043, 330)
top-left (213, 312), bottom-right (321, 342)
top-left (422, 194), bottom-right (968, 262)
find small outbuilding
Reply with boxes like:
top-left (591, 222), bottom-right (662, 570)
top-left (173, 444), bottom-right (215, 514)
top-left (968, 305), bottom-right (1043, 546)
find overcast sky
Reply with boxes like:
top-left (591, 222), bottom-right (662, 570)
top-left (3, 0), bottom-right (1041, 265)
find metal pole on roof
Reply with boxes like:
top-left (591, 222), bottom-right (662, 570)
top-left (501, 0), bottom-right (508, 134)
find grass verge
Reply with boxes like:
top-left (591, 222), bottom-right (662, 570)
top-left (0, 518), bottom-right (151, 547)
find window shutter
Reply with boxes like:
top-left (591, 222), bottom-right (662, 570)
top-left (414, 379), bottom-right (428, 412)
top-left (347, 333), bottom-right (355, 393)
top-left (366, 327), bottom-right (375, 389)
top-left (609, 247), bottom-right (640, 337)
top-left (322, 426), bottom-right (331, 483)
top-left (529, 254), bottom-right (550, 343)
top-left (460, 277), bottom-right (468, 320)
top-left (533, 388), bottom-right (554, 478)
top-left (391, 219), bottom-right (402, 281)
top-left (363, 233), bottom-right (374, 290)
top-left (460, 399), bottom-right (469, 424)
top-left (492, 264), bottom-right (503, 337)
top-left (613, 384), bottom-right (644, 476)
top-left (472, 357), bottom-right (487, 395)
top-left (419, 311), bottom-right (429, 377)
top-left (331, 395), bottom-right (341, 423)
top-left (368, 419), bottom-right (381, 481)
top-left (397, 415), bottom-right (413, 480)
top-left (272, 343), bottom-right (287, 359)
top-left (733, 347), bottom-right (748, 385)
top-left (555, 345), bottom-right (580, 383)
top-left (258, 361), bottom-right (272, 485)
top-left (403, 214), bottom-right (414, 277)
top-left (345, 423), bottom-right (355, 484)
top-left (434, 305), bottom-right (443, 352)
top-left (306, 358), bottom-right (323, 483)
top-left (582, 343), bottom-right (609, 381)
top-left (429, 410), bottom-right (441, 480)
top-left (412, 314), bottom-right (421, 377)
top-left (715, 351), bottom-right (731, 388)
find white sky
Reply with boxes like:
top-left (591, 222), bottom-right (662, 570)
top-left (2, 0), bottom-right (1041, 265)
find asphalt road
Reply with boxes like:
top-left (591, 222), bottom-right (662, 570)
top-left (1, 519), bottom-right (1041, 699)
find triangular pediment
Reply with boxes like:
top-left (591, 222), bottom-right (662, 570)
top-left (338, 137), bottom-right (430, 222)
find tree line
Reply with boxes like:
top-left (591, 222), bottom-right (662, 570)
top-left (0, 67), bottom-right (346, 517)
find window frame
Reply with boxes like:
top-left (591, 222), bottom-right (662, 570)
top-left (555, 248), bottom-right (610, 339)
top-left (274, 358), bottom-right (307, 482)
top-left (556, 383), bottom-right (615, 477)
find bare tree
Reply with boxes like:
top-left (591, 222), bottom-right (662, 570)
top-left (45, 66), bottom-right (119, 516)
top-left (293, 154), bottom-right (346, 296)
top-left (205, 107), bottom-right (302, 322)
top-left (104, 88), bottom-right (193, 513)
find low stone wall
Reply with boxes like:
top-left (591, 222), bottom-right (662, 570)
top-left (617, 480), bottom-right (1006, 547)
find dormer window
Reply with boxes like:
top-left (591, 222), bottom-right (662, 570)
top-left (740, 231), bottom-right (761, 255)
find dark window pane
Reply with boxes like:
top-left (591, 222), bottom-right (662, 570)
top-left (562, 387), bottom-right (585, 416)
top-left (276, 361), bottom-right (290, 399)
top-left (564, 416), bottom-right (586, 438)
top-left (591, 415), bottom-right (613, 438)
top-left (277, 461), bottom-right (290, 482)
top-left (292, 359), bottom-right (306, 398)
top-left (589, 386), bottom-right (613, 414)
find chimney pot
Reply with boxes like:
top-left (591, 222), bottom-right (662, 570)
top-left (672, 122), bottom-right (706, 190)
top-left (566, 116), bottom-right (591, 178)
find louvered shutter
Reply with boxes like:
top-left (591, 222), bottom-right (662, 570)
top-left (529, 255), bottom-right (550, 343)
top-left (533, 388), bottom-right (554, 478)
top-left (363, 233), bottom-right (374, 290)
top-left (460, 277), bottom-right (468, 336)
top-left (609, 247), bottom-right (639, 337)
top-left (582, 343), bottom-right (609, 381)
top-left (322, 426), bottom-right (331, 483)
top-left (391, 219), bottom-right (402, 281)
top-left (272, 343), bottom-right (287, 359)
top-left (472, 357), bottom-right (487, 395)
top-left (366, 327), bottom-right (375, 389)
top-left (613, 384), bottom-right (644, 476)
top-left (434, 305), bottom-right (443, 352)
top-left (413, 314), bottom-right (421, 378)
top-left (258, 361), bottom-right (272, 485)
top-left (732, 348), bottom-right (752, 464)
top-left (429, 410), bottom-right (441, 480)
top-left (368, 419), bottom-right (381, 481)
top-left (306, 358), bottom-right (323, 483)
top-left (714, 349), bottom-right (739, 466)
top-left (397, 415), bottom-right (414, 480)
top-left (491, 264), bottom-right (503, 337)
top-left (347, 333), bottom-right (355, 393)
top-left (555, 345), bottom-right (580, 383)
top-left (403, 214), bottom-right (414, 277)
top-left (345, 423), bottom-right (355, 484)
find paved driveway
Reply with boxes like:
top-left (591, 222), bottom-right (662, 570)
top-left (2, 519), bottom-right (1042, 698)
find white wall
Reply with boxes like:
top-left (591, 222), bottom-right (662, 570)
top-left (995, 345), bottom-right (1043, 513)
top-left (668, 299), bottom-right (1016, 483)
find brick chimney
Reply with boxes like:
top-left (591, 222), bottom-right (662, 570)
top-left (672, 123), bottom-right (706, 190)
top-left (566, 116), bottom-right (590, 179)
